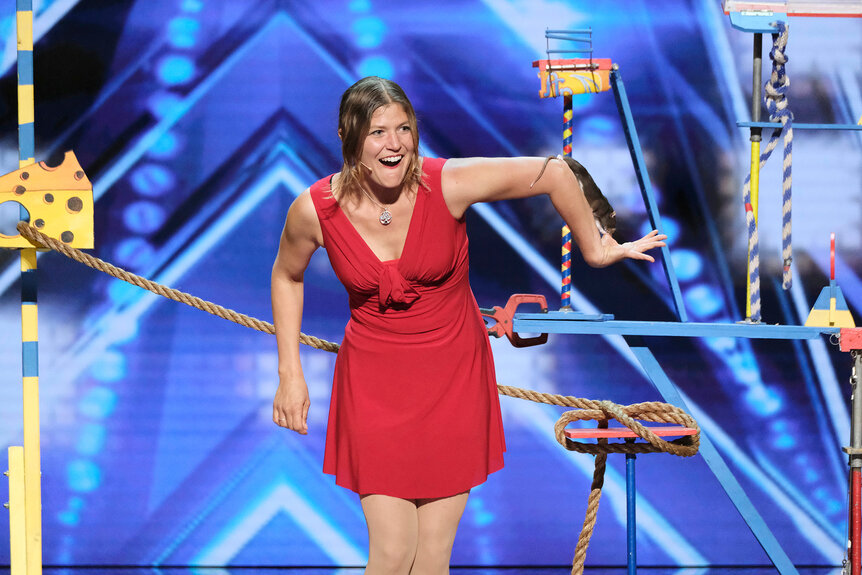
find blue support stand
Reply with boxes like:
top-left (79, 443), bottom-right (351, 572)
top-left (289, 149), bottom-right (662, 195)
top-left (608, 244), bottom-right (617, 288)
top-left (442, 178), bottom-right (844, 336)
top-left (625, 450), bottom-right (637, 575)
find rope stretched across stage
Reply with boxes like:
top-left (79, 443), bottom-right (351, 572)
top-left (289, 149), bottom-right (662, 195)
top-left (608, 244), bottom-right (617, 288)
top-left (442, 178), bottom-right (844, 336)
top-left (16, 219), bottom-right (700, 575)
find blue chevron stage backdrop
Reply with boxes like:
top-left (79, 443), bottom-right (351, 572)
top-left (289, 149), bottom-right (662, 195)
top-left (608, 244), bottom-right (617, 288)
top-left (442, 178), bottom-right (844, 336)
top-left (1, 0), bottom-right (861, 567)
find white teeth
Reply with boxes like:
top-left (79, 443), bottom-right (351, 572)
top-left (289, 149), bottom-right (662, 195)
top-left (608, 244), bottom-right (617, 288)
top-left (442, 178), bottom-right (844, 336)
top-left (380, 156), bottom-right (402, 165)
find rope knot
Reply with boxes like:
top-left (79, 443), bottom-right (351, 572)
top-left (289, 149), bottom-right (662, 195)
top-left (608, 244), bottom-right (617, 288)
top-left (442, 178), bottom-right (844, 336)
top-left (769, 44), bottom-right (788, 65)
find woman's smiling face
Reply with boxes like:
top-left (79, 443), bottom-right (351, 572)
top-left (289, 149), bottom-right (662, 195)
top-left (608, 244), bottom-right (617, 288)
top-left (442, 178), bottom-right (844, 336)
top-left (360, 103), bottom-right (415, 193)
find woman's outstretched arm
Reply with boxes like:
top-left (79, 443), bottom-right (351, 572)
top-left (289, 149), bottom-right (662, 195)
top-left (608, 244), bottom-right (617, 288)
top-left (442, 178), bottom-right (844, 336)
top-left (440, 156), bottom-right (665, 267)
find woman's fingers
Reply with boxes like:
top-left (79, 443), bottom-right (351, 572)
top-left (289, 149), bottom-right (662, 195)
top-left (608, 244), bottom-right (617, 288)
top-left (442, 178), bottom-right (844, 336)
top-left (287, 401), bottom-right (308, 435)
top-left (613, 231), bottom-right (666, 263)
top-left (301, 401), bottom-right (310, 432)
top-left (596, 229), bottom-right (667, 266)
top-left (288, 401), bottom-right (309, 434)
top-left (273, 396), bottom-right (309, 434)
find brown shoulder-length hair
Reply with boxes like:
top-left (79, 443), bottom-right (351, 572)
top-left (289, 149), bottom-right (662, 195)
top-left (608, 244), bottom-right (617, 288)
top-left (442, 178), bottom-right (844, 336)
top-left (334, 76), bottom-right (423, 201)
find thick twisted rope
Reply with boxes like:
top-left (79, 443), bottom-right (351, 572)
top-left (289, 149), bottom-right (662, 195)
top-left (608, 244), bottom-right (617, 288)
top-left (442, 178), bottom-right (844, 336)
top-left (764, 21), bottom-right (793, 291)
top-left (17, 221), bottom-right (700, 574)
top-left (15, 222), bottom-right (340, 352)
top-left (742, 21), bottom-right (793, 321)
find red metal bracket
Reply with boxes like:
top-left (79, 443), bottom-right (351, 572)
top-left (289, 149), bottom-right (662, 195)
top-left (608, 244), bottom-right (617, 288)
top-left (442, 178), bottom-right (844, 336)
top-left (840, 328), bottom-right (862, 352)
top-left (481, 294), bottom-right (549, 348)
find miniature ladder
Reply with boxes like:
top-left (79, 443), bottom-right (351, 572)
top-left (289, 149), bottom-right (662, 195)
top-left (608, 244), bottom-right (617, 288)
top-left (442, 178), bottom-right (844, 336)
top-left (565, 425), bottom-right (698, 575)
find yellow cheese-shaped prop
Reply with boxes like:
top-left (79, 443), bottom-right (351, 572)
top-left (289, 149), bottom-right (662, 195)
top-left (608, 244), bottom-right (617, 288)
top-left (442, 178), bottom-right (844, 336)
top-left (0, 150), bottom-right (93, 249)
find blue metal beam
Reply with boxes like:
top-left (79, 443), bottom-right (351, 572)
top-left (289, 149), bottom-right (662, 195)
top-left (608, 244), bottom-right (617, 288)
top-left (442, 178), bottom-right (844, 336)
top-left (513, 314), bottom-right (839, 339)
top-left (610, 67), bottom-right (688, 322)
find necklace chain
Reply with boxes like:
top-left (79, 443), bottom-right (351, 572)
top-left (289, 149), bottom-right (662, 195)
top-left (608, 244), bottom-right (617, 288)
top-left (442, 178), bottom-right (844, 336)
top-left (360, 186), bottom-right (396, 226)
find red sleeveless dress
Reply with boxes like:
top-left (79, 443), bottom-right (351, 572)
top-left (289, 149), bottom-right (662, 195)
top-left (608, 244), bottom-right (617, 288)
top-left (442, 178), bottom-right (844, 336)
top-left (309, 157), bottom-right (505, 498)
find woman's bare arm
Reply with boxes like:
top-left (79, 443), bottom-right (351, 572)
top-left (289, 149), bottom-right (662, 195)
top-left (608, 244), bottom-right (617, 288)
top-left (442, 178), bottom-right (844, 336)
top-left (271, 190), bottom-right (323, 434)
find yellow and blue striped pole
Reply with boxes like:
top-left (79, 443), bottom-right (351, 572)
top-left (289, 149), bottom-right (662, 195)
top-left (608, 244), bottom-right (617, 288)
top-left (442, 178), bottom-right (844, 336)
top-left (16, 1), bottom-right (43, 574)
top-left (17, 0), bottom-right (35, 168)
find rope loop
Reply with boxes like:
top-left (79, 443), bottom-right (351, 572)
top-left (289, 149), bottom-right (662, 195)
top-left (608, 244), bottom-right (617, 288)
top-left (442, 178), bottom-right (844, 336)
top-left (553, 400), bottom-right (699, 457)
top-left (764, 22), bottom-right (792, 125)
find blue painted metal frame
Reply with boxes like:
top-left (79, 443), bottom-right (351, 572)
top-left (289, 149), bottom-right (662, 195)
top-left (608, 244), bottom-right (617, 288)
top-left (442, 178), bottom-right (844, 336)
top-left (610, 67), bottom-right (688, 322)
top-left (514, 313), bottom-right (839, 339)
top-left (512, 308), bottom-right (819, 575)
top-left (728, 12), bottom-right (785, 34)
top-left (523, 52), bottom-right (846, 575)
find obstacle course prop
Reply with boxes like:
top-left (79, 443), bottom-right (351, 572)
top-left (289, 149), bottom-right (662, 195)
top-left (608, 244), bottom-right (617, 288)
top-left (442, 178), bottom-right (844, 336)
top-left (528, 17), bottom-right (862, 575)
top-left (563, 423), bottom-right (699, 575)
top-left (805, 233), bottom-right (855, 328)
top-left (533, 29), bottom-right (687, 322)
top-left (2, 3), bottom-right (93, 575)
top-left (0, 152), bottom-right (94, 249)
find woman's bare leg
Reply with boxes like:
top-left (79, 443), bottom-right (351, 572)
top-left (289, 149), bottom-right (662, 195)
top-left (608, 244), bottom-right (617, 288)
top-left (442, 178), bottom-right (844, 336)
top-left (411, 491), bottom-right (470, 575)
top-left (361, 494), bottom-right (419, 575)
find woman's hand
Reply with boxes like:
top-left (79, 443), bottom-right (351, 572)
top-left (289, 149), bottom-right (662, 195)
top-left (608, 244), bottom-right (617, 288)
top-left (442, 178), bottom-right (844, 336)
top-left (273, 379), bottom-right (310, 435)
top-left (596, 229), bottom-right (667, 268)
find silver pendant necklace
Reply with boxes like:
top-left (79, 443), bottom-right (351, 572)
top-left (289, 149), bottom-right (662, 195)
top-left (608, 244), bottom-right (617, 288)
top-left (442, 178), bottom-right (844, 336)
top-left (360, 187), bottom-right (395, 226)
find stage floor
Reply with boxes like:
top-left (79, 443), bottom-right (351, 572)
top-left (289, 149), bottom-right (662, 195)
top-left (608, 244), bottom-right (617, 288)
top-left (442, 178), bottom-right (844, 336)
top-left (0, 567), bottom-right (847, 575)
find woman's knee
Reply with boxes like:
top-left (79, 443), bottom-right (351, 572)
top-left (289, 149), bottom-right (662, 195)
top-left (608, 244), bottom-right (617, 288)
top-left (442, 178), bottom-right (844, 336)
top-left (414, 528), bottom-right (456, 564)
top-left (368, 537), bottom-right (416, 574)
top-left (361, 494), bottom-right (419, 574)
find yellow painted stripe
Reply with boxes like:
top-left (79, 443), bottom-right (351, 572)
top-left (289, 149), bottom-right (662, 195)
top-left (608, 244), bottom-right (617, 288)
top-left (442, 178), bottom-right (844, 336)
top-left (16, 11), bottom-right (33, 50)
top-left (8, 446), bottom-right (27, 575)
top-left (23, 376), bottom-right (38, 387)
top-left (21, 304), bottom-right (37, 341)
top-left (746, 139), bottom-right (762, 319)
top-left (17, 85), bottom-right (34, 124)
top-left (18, 158), bottom-right (35, 169)
top-left (750, 140), bottom-right (760, 219)
top-left (20, 249), bottom-right (37, 271)
top-left (22, 369), bottom-right (43, 574)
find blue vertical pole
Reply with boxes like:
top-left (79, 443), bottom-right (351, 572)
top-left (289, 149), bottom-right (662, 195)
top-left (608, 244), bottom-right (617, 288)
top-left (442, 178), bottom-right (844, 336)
top-left (626, 452), bottom-right (637, 575)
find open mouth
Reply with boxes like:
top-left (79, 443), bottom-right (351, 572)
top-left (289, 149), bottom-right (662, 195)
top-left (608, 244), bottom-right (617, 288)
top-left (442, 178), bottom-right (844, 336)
top-left (379, 155), bottom-right (403, 168)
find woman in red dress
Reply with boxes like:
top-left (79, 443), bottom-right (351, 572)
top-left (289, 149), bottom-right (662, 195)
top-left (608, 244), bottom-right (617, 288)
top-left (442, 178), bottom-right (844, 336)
top-left (270, 77), bottom-right (665, 574)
